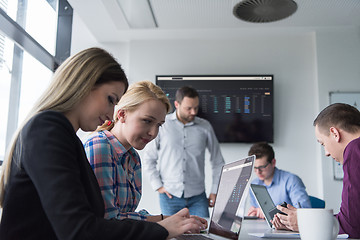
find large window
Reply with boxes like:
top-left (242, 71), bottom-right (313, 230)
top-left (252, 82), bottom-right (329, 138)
top-left (0, 0), bottom-right (72, 162)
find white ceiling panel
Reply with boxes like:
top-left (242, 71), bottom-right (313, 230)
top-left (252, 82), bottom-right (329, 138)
top-left (68, 0), bottom-right (360, 42)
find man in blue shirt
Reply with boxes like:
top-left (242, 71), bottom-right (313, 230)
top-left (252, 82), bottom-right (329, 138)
top-left (247, 142), bottom-right (311, 218)
top-left (143, 86), bottom-right (225, 218)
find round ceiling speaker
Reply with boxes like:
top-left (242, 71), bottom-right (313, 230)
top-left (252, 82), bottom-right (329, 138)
top-left (233, 0), bottom-right (298, 23)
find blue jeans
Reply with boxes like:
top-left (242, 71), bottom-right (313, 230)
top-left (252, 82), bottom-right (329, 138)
top-left (159, 192), bottom-right (209, 218)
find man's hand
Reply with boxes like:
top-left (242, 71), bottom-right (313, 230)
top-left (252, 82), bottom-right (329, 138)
top-left (208, 193), bottom-right (216, 207)
top-left (247, 206), bottom-right (265, 219)
top-left (157, 187), bottom-right (172, 199)
top-left (271, 204), bottom-right (299, 232)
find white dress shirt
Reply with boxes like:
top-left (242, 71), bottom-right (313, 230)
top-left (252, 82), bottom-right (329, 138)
top-left (142, 111), bottom-right (225, 198)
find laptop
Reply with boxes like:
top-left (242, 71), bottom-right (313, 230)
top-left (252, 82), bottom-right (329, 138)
top-left (175, 155), bottom-right (255, 240)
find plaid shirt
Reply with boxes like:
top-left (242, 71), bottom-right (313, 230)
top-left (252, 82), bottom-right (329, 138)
top-left (84, 130), bottom-right (149, 220)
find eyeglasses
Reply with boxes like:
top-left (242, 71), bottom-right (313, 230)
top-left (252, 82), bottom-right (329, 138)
top-left (254, 162), bottom-right (270, 171)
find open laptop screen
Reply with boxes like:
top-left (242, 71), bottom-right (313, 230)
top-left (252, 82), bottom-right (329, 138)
top-left (209, 155), bottom-right (254, 239)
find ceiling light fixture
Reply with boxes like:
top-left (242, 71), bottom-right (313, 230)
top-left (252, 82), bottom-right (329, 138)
top-left (233, 0), bottom-right (297, 23)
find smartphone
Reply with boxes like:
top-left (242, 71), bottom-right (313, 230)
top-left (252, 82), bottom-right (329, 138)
top-left (268, 202), bottom-right (288, 219)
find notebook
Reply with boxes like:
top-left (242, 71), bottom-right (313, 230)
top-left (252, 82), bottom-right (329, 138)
top-left (175, 155), bottom-right (255, 240)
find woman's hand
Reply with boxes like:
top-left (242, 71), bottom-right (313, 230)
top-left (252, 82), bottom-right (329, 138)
top-left (190, 215), bottom-right (208, 230)
top-left (157, 208), bottom-right (207, 239)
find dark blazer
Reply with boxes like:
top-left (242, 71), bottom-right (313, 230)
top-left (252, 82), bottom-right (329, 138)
top-left (0, 111), bottom-right (168, 240)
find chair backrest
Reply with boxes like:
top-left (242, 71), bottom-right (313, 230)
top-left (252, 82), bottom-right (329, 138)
top-left (309, 195), bottom-right (325, 208)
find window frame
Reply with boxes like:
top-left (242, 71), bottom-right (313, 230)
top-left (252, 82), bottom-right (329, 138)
top-left (0, 0), bottom-right (73, 163)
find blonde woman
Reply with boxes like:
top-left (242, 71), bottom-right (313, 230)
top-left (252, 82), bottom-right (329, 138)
top-left (85, 81), bottom-right (166, 221)
top-left (84, 81), bottom-right (207, 225)
top-left (0, 48), bottom-right (205, 240)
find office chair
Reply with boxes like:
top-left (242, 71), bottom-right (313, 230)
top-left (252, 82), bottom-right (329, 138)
top-left (309, 196), bottom-right (325, 208)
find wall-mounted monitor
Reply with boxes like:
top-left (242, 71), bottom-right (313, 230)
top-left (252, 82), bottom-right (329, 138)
top-left (156, 75), bottom-right (273, 143)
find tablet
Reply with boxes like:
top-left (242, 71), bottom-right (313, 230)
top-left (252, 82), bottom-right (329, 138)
top-left (250, 184), bottom-right (282, 228)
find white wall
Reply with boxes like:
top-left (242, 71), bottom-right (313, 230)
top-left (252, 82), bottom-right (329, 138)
top-left (129, 35), bottom-right (318, 215)
top-left (70, 12), bottom-right (98, 54)
top-left (71, 14), bottom-right (360, 215)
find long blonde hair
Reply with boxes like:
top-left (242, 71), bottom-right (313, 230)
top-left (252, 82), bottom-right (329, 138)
top-left (0, 47), bottom-right (128, 206)
top-left (97, 80), bottom-right (171, 131)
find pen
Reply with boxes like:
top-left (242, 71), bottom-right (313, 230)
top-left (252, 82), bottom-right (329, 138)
top-left (298, 202), bottom-right (302, 208)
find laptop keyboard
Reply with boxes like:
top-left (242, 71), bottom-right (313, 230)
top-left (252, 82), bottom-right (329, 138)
top-left (175, 234), bottom-right (214, 240)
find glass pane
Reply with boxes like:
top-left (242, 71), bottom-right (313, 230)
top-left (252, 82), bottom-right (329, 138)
top-left (0, 34), bottom-right (14, 160)
top-left (0, 0), bottom-right (18, 21)
top-left (26, 0), bottom-right (58, 55)
top-left (0, 0), bottom-right (58, 55)
top-left (18, 50), bottom-right (53, 125)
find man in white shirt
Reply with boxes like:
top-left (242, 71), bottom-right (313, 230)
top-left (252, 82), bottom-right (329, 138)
top-left (143, 86), bottom-right (225, 217)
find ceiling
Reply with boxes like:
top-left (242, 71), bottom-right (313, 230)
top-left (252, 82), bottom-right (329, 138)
top-left (68, 0), bottom-right (360, 42)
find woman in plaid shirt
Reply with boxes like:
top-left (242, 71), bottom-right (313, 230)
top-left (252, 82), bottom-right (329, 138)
top-left (84, 81), bottom-right (207, 226)
top-left (84, 81), bottom-right (169, 222)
